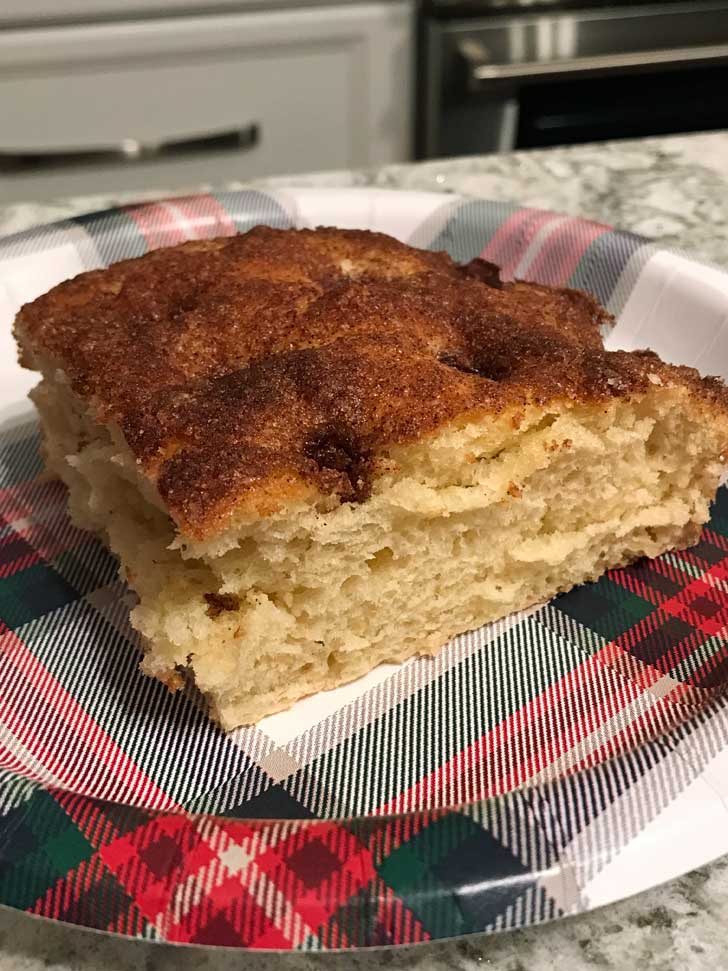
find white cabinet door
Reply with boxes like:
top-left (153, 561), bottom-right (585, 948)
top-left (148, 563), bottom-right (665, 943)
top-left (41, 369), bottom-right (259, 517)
top-left (0, 0), bottom-right (382, 24)
top-left (0, 3), bottom-right (413, 202)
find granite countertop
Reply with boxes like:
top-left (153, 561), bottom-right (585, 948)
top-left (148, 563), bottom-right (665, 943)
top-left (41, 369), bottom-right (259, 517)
top-left (2, 130), bottom-right (728, 971)
top-left (3, 130), bottom-right (728, 266)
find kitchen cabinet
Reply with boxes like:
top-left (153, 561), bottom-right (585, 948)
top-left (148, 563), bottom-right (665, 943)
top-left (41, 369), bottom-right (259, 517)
top-left (0, 0), bottom-right (382, 22)
top-left (0, 2), bottom-right (413, 202)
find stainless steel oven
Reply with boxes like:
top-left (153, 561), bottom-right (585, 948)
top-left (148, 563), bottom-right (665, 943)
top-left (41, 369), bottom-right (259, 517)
top-left (419, 0), bottom-right (728, 157)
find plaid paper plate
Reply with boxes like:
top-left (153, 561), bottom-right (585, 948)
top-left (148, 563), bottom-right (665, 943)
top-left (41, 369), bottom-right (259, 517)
top-left (1, 187), bottom-right (728, 949)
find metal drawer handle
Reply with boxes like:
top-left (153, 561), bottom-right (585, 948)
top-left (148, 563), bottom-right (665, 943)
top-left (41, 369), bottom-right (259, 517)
top-left (0, 124), bottom-right (259, 174)
top-left (459, 39), bottom-right (728, 88)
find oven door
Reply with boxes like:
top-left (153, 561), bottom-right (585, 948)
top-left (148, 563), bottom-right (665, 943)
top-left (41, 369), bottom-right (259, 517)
top-left (420, 0), bottom-right (728, 157)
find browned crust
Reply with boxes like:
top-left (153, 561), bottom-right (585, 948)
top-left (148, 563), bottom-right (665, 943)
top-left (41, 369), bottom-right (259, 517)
top-left (204, 592), bottom-right (241, 618)
top-left (14, 226), bottom-right (728, 538)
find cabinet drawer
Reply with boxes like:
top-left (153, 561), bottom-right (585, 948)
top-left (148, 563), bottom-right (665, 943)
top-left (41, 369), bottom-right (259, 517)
top-left (0, 0), bottom-right (373, 25)
top-left (0, 3), bottom-right (412, 201)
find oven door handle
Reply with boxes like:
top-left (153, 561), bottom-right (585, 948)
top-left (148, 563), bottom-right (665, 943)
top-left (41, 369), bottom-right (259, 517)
top-left (0, 124), bottom-right (259, 174)
top-left (459, 38), bottom-right (728, 89)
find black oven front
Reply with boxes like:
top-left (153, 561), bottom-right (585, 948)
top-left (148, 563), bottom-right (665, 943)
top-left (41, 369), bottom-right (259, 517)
top-left (419, 0), bottom-right (728, 157)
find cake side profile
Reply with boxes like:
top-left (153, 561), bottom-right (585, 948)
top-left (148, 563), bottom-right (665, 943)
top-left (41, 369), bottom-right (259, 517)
top-left (14, 227), bottom-right (728, 728)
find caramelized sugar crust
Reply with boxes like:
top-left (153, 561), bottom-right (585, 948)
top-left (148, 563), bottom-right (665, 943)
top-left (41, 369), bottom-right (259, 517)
top-left (15, 227), bottom-right (728, 537)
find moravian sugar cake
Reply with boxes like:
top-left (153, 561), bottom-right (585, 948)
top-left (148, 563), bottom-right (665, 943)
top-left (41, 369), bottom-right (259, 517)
top-left (14, 227), bottom-right (728, 728)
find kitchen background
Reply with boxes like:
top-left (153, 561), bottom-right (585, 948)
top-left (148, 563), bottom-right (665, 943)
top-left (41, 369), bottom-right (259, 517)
top-left (4, 3), bottom-right (728, 970)
top-left (2, 0), bottom-right (728, 204)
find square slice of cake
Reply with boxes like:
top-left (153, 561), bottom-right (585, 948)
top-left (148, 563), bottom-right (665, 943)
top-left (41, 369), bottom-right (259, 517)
top-left (13, 227), bottom-right (728, 728)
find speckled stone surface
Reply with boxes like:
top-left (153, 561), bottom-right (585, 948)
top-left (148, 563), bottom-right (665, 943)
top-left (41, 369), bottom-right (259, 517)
top-left (2, 131), bottom-right (728, 265)
top-left (1, 131), bottom-right (727, 969)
